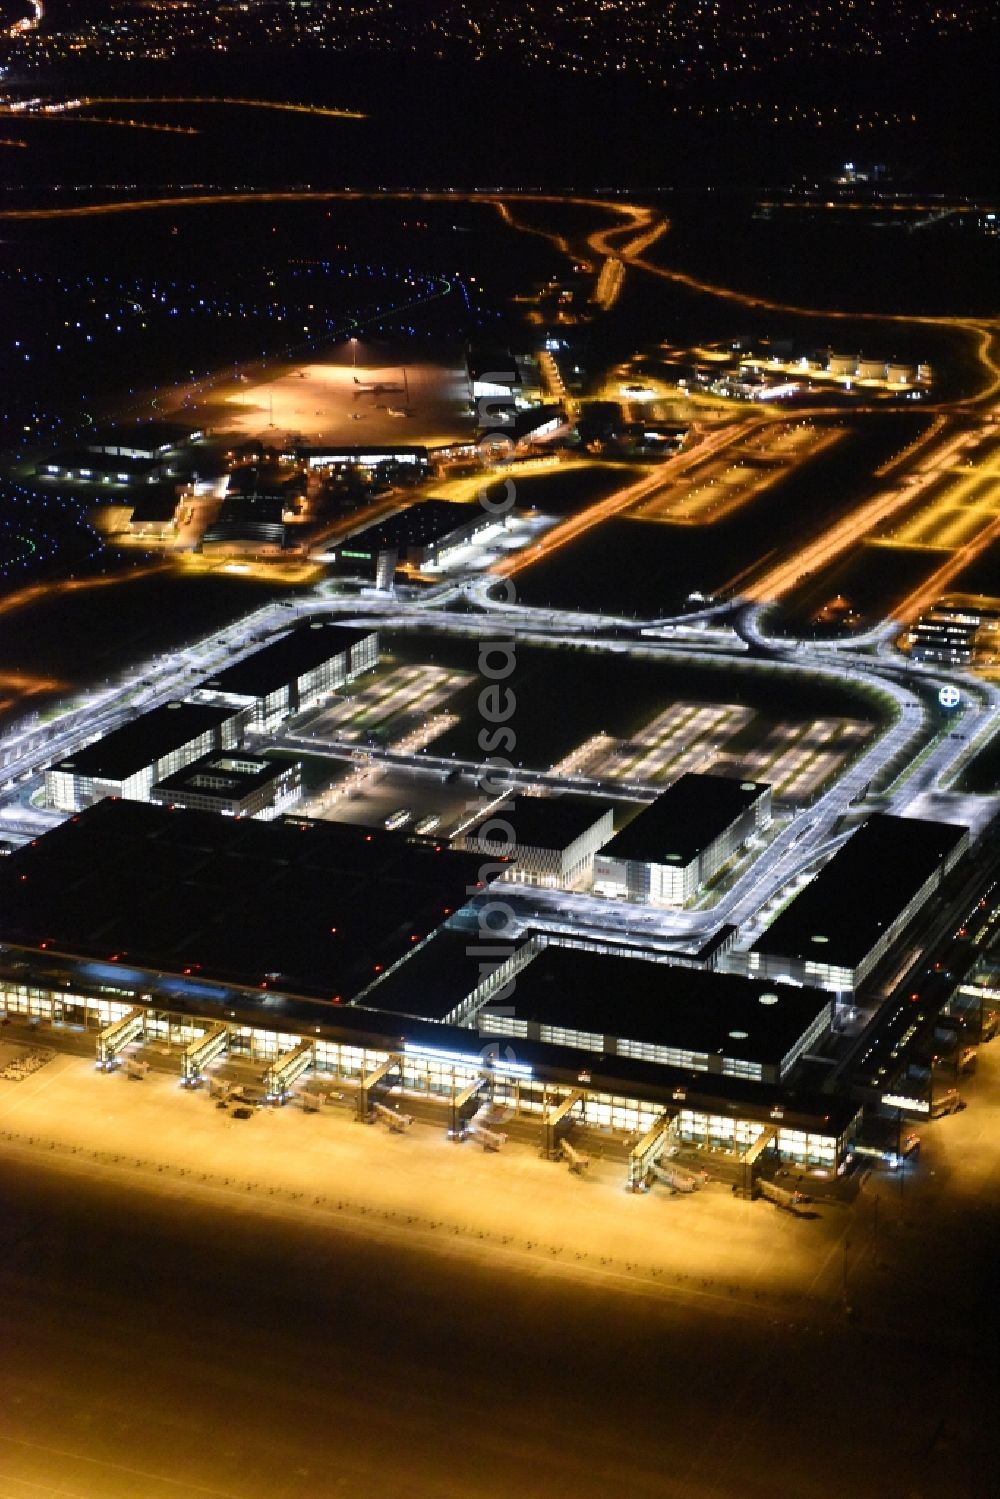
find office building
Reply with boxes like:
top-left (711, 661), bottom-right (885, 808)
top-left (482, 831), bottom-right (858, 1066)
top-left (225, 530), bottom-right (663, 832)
top-left (747, 813), bottom-right (969, 993)
top-left (196, 621), bottom-right (378, 731)
top-left (45, 702), bottom-right (245, 813)
top-left (594, 774), bottom-right (771, 905)
top-left (150, 752), bottom-right (302, 820)
top-left (463, 795), bottom-right (615, 889)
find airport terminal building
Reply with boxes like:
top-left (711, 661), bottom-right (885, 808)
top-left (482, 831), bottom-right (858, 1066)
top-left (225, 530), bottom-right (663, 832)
top-left (475, 946), bottom-right (833, 1087)
top-left (593, 774), bottom-right (771, 905)
top-left (0, 801), bottom-right (859, 1175)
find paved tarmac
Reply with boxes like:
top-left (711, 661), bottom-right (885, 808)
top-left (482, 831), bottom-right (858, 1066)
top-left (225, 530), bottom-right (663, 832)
top-left (0, 1046), bottom-right (996, 1498)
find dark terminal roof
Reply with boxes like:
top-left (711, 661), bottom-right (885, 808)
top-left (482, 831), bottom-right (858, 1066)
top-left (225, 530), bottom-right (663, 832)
top-left (204, 622), bottom-right (376, 699)
top-left (749, 813), bottom-right (968, 970)
top-left (599, 773), bottom-right (769, 865)
top-left (358, 928), bottom-right (485, 1021)
top-left (465, 794), bottom-right (614, 853)
top-left (495, 946), bottom-right (830, 1067)
top-left (52, 703), bottom-right (239, 783)
top-left (337, 500), bottom-right (485, 554)
top-left (0, 799), bottom-right (483, 1004)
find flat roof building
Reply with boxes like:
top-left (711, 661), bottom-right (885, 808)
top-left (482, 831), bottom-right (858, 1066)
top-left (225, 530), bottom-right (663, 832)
top-left (37, 450), bottom-right (163, 486)
top-left (45, 702), bottom-right (245, 813)
top-left (150, 752), bottom-right (302, 821)
top-left (467, 346), bottom-right (520, 401)
top-left (301, 444), bottom-right (429, 471)
top-left (594, 773), bottom-right (771, 905)
top-left (477, 946), bottom-right (832, 1086)
top-left (127, 486), bottom-right (180, 538)
top-left (0, 798), bottom-right (484, 1004)
top-left (476, 405), bottom-right (567, 456)
top-left (334, 500), bottom-right (513, 585)
top-left (86, 422), bottom-right (199, 459)
top-left (463, 795), bottom-right (615, 889)
top-left (197, 621), bottom-right (378, 731)
top-left (747, 812), bottom-right (970, 993)
top-left (0, 806), bottom-right (859, 1171)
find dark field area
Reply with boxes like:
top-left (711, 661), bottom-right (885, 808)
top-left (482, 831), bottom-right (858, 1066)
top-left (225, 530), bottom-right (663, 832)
top-left (958, 735), bottom-right (1000, 794)
top-left (775, 543), bottom-right (945, 632)
top-left (485, 463), bottom-right (641, 517)
top-left (513, 419), bottom-right (926, 619)
top-left (0, 571), bottom-right (296, 726)
top-left (648, 197), bottom-right (1000, 322)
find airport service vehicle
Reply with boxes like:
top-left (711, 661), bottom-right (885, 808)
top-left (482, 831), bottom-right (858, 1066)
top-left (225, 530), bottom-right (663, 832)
top-left (384, 808), bottom-right (412, 831)
top-left (414, 814), bottom-right (440, 835)
top-left (930, 1091), bottom-right (965, 1118)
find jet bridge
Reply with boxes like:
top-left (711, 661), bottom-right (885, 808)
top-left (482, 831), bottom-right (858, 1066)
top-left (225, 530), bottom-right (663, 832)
top-left (627, 1112), bottom-right (675, 1192)
top-left (448, 1073), bottom-right (490, 1139)
top-left (182, 1022), bottom-right (230, 1082)
top-left (736, 1124), bottom-right (777, 1198)
top-left (541, 1089), bottom-right (585, 1159)
top-left (97, 1008), bottom-right (145, 1068)
top-left (357, 1053), bottom-right (402, 1122)
top-left (264, 1039), bottom-right (314, 1099)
